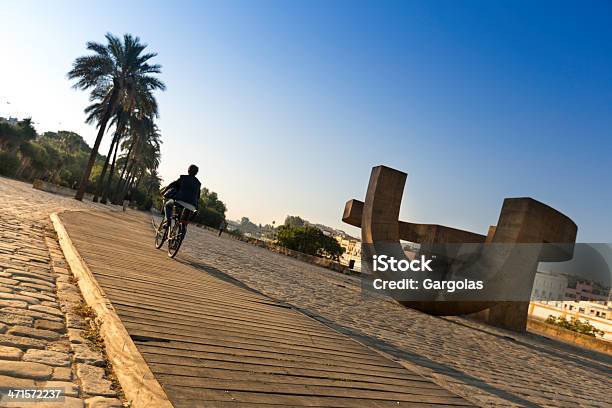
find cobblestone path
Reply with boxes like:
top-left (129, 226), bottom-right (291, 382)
top-left (0, 177), bottom-right (123, 408)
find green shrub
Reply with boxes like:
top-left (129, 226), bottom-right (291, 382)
top-left (545, 315), bottom-right (604, 337)
top-left (276, 224), bottom-right (344, 260)
top-left (0, 152), bottom-right (20, 177)
top-left (227, 228), bottom-right (244, 238)
top-left (193, 207), bottom-right (225, 229)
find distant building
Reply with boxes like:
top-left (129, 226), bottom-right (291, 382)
top-left (560, 300), bottom-right (611, 319)
top-left (529, 274), bottom-right (612, 341)
top-left (565, 281), bottom-right (610, 302)
top-left (531, 271), bottom-right (568, 303)
top-left (335, 236), bottom-right (361, 271)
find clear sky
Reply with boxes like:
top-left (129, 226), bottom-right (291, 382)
top-left (1, 1), bottom-right (611, 241)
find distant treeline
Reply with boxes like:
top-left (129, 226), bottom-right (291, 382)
top-left (0, 118), bottom-right (96, 189)
top-left (230, 215), bottom-right (345, 260)
top-left (0, 117), bottom-right (227, 228)
top-left (0, 118), bottom-right (158, 209)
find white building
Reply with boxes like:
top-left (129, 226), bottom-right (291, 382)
top-left (335, 236), bottom-right (361, 271)
top-left (529, 272), bottom-right (612, 341)
top-left (531, 271), bottom-right (568, 304)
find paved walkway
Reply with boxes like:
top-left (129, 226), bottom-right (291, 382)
top-left (0, 177), bottom-right (124, 407)
top-left (179, 225), bottom-right (612, 407)
top-left (59, 210), bottom-right (471, 407)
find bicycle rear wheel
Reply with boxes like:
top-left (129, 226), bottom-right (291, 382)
top-left (167, 223), bottom-right (185, 258)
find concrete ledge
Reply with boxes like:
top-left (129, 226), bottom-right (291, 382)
top-left (528, 318), bottom-right (612, 355)
top-left (51, 212), bottom-right (174, 408)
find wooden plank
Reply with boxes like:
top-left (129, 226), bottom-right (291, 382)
top-left (114, 309), bottom-right (364, 350)
top-left (114, 303), bottom-right (347, 343)
top-left (118, 316), bottom-right (376, 358)
top-left (141, 353), bottom-right (434, 387)
top-left (147, 363), bottom-right (453, 395)
top-left (102, 287), bottom-right (345, 336)
top-left (118, 323), bottom-right (392, 365)
top-left (139, 347), bottom-right (428, 383)
top-left (133, 340), bottom-right (411, 377)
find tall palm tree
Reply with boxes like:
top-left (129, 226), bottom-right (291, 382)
top-left (113, 114), bottom-right (157, 202)
top-left (68, 33), bottom-right (165, 201)
top-left (94, 77), bottom-right (161, 202)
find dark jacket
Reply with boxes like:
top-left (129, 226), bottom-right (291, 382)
top-left (167, 175), bottom-right (201, 209)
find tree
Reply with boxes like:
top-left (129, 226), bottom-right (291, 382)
top-left (68, 33), bottom-right (165, 201)
top-left (284, 215), bottom-right (306, 228)
top-left (39, 131), bottom-right (88, 183)
top-left (238, 217), bottom-right (259, 234)
top-left (201, 188), bottom-right (227, 215)
top-left (276, 224), bottom-right (344, 260)
top-left (113, 115), bottom-right (160, 202)
top-left (95, 76), bottom-right (160, 202)
top-left (0, 121), bottom-right (102, 185)
top-left (0, 118), bottom-right (37, 153)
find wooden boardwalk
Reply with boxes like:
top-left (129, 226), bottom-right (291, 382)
top-left (60, 211), bottom-right (472, 408)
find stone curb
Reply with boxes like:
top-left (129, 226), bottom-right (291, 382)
top-left (50, 212), bottom-right (174, 408)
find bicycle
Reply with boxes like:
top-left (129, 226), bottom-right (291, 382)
top-left (154, 201), bottom-right (196, 258)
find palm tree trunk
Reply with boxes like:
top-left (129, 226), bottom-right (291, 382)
top-left (100, 135), bottom-right (120, 204)
top-left (93, 131), bottom-right (118, 202)
top-left (113, 137), bottom-right (137, 202)
top-left (132, 169), bottom-right (144, 192)
top-left (145, 177), bottom-right (154, 197)
top-left (115, 165), bottom-right (133, 204)
top-left (121, 171), bottom-right (135, 202)
top-left (75, 88), bottom-right (118, 201)
top-left (115, 139), bottom-right (142, 203)
top-left (121, 162), bottom-right (137, 199)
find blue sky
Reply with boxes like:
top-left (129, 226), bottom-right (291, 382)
top-left (1, 1), bottom-right (611, 241)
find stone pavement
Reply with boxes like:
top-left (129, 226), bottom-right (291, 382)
top-left (179, 227), bottom-right (612, 407)
top-left (0, 177), bottom-right (124, 408)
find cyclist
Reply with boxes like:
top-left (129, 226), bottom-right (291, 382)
top-left (160, 164), bottom-right (201, 228)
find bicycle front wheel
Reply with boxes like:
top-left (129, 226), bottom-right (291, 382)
top-left (167, 224), bottom-right (185, 258)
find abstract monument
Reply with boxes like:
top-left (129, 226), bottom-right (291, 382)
top-left (343, 165), bottom-right (577, 332)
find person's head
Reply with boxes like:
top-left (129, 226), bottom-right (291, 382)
top-left (188, 164), bottom-right (199, 176)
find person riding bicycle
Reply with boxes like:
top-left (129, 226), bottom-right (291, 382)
top-left (160, 164), bottom-right (201, 228)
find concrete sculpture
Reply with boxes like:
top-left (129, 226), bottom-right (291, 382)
top-left (343, 165), bottom-right (577, 332)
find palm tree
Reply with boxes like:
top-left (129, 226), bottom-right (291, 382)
top-left (94, 77), bottom-right (161, 202)
top-left (113, 115), bottom-right (159, 203)
top-left (67, 33), bottom-right (165, 201)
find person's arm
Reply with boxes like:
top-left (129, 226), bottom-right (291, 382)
top-left (161, 178), bottom-right (180, 195)
top-left (195, 186), bottom-right (201, 210)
